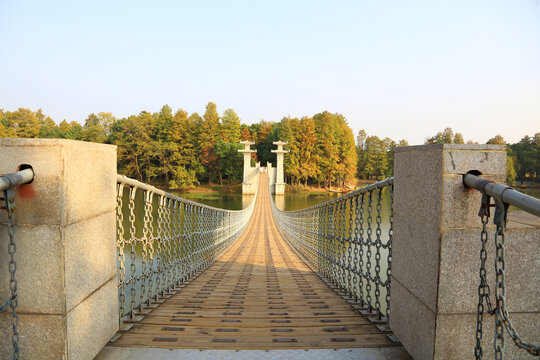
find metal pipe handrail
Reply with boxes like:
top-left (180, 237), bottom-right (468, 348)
top-left (117, 174), bottom-right (247, 213)
top-left (0, 168), bottom-right (34, 191)
top-left (270, 178), bottom-right (395, 327)
top-left (115, 174), bottom-right (257, 327)
top-left (463, 173), bottom-right (540, 217)
top-left (279, 177), bottom-right (394, 214)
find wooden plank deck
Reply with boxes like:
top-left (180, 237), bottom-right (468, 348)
top-left (107, 172), bottom-right (403, 350)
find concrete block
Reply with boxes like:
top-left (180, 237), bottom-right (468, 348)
top-left (441, 174), bottom-right (480, 230)
top-left (441, 174), bottom-right (507, 230)
top-left (394, 144), bottom-right (506, 153)
top-left (434, 313), bottom-right (540, 360)
top-left (0, 176), bottom-right (63, 226)
top-left (438, 227), bottom-right (540, 314)
top-left (0, 139), bottom-right (119, 359)
top-left (438, 229), bottom-right (495, 314)
top-left (0, 225), bottom-right (64, 314)
top-left (64, 210), bottom-right (117, 312)
top-left (389, 277), bottom-right (435, 360)
top-left (392, 211), bottom-right (440, 312)
top-left (0, 313), bottom-right (65, 360)
top-left (67, 278), bottom-right (119, 360)
top-left (442, 147), bottom-right (506, 175)
top-left (394, 148), bottom-right (442, 229)
top-left (63, 141), bottom-right (117, 225)
top-left (500, 227), bottom-right (540, 312)
top-left (0, 139), bottom-right (64, 177)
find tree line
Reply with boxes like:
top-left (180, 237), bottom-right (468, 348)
top-left (1, 107), bottom-right (537, 188)
top-left (0, 105), bottom-right (357, 188)
top-left (355, 127), bottom-right (539, 185)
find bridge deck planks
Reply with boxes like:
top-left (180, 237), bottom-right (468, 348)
top-left (108, 173), bottom-right (402, 350)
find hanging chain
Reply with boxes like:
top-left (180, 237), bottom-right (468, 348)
top-left (1, 189), bottom-right (20, 359)
top-left (475, 194), bottom-right (494, 359)
top-left (116, 184), bottom-right (126, 324)
top-left (386, 184), bottom-right (393, 320)
top-left (115, 175), bottom-right (255, 325)
top-left (493, 196), bottom-right (539, 358)
top-left (271, 178), bottom-right (394, 325)
top-left (474, 191), bottom-right (539, 359)
top-left (374, 188), bottom-right (383, 318)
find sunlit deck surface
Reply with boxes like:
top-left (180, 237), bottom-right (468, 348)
top-left (100, 173), bottom-right (410, 358)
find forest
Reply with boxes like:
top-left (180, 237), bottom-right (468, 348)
top-left (0, 104), bottom-right (538, 188)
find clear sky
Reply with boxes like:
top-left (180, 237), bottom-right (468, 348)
top-left (1, 0), bottom-right (539, 145)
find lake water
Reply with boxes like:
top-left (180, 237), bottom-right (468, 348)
top-left (175, 189), bottom-right (342, 211)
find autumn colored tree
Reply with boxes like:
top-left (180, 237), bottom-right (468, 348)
top-left (5, 108), bottom-right (41, 137)
top-left (240, 125), bottom-right (251, 141)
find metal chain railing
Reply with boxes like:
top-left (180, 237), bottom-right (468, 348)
top-left (0, 167), bottom-right (34, 360)
top-left (270, 178), bottom-right (394, 325)
top-left (116, 175), bottom-right (256, 327)
top-left (464, 172), bottom-right (540, 359)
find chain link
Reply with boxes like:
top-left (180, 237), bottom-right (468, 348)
top-left (115, 176), bottom-right (256, 325)
top-left (1, 189), bottom-right (20, 359)
top-left (271, 178), bottom-right (394, 325)
top-left (474, 193), bottom-right (539, 359)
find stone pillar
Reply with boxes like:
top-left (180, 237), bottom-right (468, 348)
top-left (390, 144), bottom-right (539, 360)
top-left (271, 141), bottom-right (289, 195)
top-left (0, 139), bottom-right (118, 360)
top-left (238, 141), bottom-right (257, 195)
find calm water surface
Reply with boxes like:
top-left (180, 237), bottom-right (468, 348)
top-left (174, 190), bottom-right (343, 211)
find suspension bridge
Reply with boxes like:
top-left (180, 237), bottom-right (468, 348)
top-left (0, 139), bottom-right (538, 360)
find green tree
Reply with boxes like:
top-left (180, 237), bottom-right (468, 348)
top-left (221, 109), bottom-right (241, 143)
top-left (510, 135), bottom-right (538, 181)
top-left (113, 112), bottom-right (157, 181)
top-left (363, 136), bottom-right (388, 180)
top-left (487, 135), bottom-right (506, 145)
top-left (199, 102), bottom-right (221, 181)
top-left (453, 132), bottom-right (465, 144)
top-left (313, 111), bottom-right (338, 187)
top-left (255, 120), bottom-right (275, 166)
top-left (59, 120), bottom-right (84, 140)
top-left (335, 114), bottom-right (357, 186)
top-left (214, 140), bottom-right (243, 184)
top-left (83, 112), bottom-right (114, 143)
top-left (6, 108), bottom-right (41, 137)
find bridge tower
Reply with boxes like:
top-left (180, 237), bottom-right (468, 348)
top-left (238, 140), bottom-right (258, 194)
top-left (271, 141), bottom-right (289, 195)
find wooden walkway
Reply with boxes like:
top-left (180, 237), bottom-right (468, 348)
top-left (107, 173), bottom-right (403, 351)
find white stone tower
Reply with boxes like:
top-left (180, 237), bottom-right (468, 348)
top-left (271, 141), bottom-right (289, 195)
top-left (238, 141), bottom-right (257, 194)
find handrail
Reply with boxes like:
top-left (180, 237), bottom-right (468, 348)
top-left (463, 173), bottom-right (540, 217)
top-left (117, 174), bottom-right (247, 213)
top-left (0, 168), bottom-right (34, 192)
top-left (270, 178), bottom-right (394, 329)
top-left (114, 174), bottom-right (257, 329)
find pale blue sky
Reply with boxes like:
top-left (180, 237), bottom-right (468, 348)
top-left (1, 0), bottom-right (539, 144)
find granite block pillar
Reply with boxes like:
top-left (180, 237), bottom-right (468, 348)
top-left (0, 139), bottom-right (118, 360)
top-left (271, 141), bottom-right (289, 195)
top-left (390, 144), bottom-right (539, 359)
top-left (238, 141), bottom-right (257, 194)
